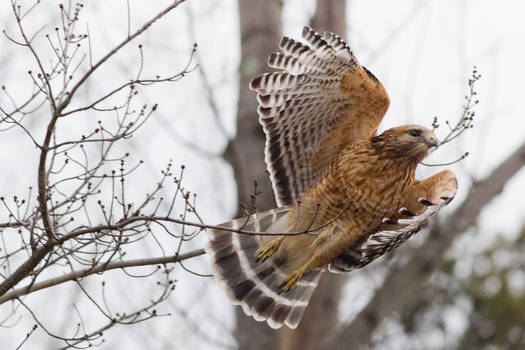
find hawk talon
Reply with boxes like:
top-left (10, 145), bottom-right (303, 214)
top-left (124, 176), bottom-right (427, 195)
top-left (418, 197), bottom-right (435, 206)
top-left (256, 238), bottom-right (283, 263)
top-left (278, 270), bottom-right (303, 294)
top-left (277, 281), bottom-right (288, 295)
top-left (399, 207), bottom-right (416, 217)
top-left (441, 195), bottom-right (454, 204)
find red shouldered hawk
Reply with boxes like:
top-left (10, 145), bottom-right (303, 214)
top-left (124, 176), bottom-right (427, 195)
top-left (205, 26), bottom-right (457, 329)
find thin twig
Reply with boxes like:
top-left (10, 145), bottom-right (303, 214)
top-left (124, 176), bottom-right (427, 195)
top-left (57, 0), bottom-right (187, 113)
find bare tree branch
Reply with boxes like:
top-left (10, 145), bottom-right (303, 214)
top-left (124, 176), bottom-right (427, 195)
top-left (0, 0), bottom-right (189, 302)
top-left (0, 1), bottom-right (207, 346)
top-left (58, 0), bottom-right (187, 113)
top-left (0, 248), bottom-right (204, 304)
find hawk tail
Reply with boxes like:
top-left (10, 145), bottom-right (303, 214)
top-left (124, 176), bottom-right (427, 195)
top-left (205, 207), bottom-right (322, 329)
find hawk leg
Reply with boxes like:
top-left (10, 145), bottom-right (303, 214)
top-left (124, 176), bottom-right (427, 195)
top-left (278, 270), bottom-right (303, 293)
top-left (278, 252), bottom-right (324, 293)
top-left (278, 235), bottom-right (330, 292)
top-left (256, 236), bottom-right (286, 263)
top-left (279, 226), bottom-right (359, 293)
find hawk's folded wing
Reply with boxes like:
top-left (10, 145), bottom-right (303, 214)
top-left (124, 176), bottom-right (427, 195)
top-left (250, 26), bottom-right (390, 206)
top-left (328, 174), bottom-right (457, 273)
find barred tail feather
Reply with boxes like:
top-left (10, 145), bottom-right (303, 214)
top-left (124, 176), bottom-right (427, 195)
top-left (205, 207), bottom-right (322, 329)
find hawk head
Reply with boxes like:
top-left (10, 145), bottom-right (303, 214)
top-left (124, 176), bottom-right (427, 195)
top-left (371, 125), bottom-right (439, 162)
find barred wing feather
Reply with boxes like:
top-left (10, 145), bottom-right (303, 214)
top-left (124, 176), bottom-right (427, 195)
top-left (250, 26), bottom-right (390, 206)
top-left (328, 192), bottom-right (456, 273)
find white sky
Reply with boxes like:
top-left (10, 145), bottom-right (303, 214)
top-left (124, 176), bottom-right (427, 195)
top-left (1, 0), bottom-right (524, 349)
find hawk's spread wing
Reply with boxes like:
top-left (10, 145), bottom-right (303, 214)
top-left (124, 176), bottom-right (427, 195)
top-left (328, 176), bottom-right (457, 273)
top-left (250, 26), bottom-right (390, 206)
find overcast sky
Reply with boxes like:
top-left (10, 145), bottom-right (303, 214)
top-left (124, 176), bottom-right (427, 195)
top-left (1, 0), bottom-right (524, 349)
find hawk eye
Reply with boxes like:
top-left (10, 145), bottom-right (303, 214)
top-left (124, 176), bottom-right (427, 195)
top-left (408, 129), bottom-right (421, 137)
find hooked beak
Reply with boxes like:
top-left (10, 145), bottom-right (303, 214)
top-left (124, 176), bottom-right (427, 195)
top-left (426, 134), bottom-right (440, 149)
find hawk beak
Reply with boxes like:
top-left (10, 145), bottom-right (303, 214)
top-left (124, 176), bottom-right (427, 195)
top-left (426, 135), bottom-right (440, 149)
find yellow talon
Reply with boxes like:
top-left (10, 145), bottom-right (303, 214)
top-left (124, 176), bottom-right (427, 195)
top-left (256, 237), bottom-right (284, 262)
top-left (279, 270), bottom-right (303, 293)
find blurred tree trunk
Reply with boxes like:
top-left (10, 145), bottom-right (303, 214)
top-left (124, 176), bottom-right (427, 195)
top-left (279, 1), bottom-right (348, 350)
top-left (225, 1), bottom-right (282, 349)
top-left (226, 0), bottom-right (282, 212)
top-left (310, 0), bottom-right (347, 35)
top-left (227, 1), bottom-right (349, 349)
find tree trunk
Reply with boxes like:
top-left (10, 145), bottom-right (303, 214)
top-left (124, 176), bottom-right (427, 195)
top-left (227, 1), bottom-right (282, 349)
top-left (310, 0), bottom-right (347, 35)
top-left (228, 1), bottom-right (349, 349)
top-left (225, 0), bottom-right (282, 212)
top-left (279, 1), bottom-right (348, 349)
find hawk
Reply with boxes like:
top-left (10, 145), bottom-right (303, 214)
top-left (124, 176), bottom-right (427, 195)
top-left (205, 26), bottom-right (457, 329)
